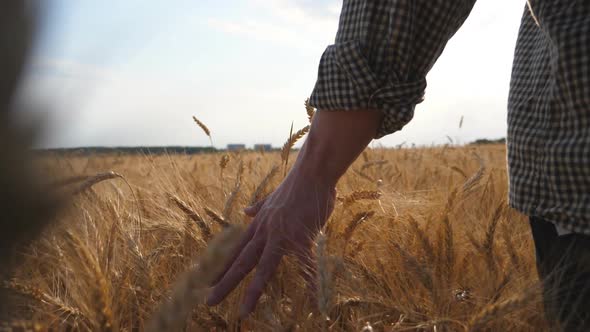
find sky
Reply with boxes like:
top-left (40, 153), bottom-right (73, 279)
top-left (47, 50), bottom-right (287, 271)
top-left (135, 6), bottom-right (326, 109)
top-left (19, 0), bottom-right (526, 149)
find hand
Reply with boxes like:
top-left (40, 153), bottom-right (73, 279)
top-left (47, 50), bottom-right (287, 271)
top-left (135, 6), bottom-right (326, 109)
top-left (206, 109), bottom-right (381, 317)
top-left (206, 167), bottom-right (336, 318)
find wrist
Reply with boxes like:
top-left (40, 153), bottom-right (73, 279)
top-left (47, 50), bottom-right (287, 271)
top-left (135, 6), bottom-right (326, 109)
top-left (288, 109), bottom-right (380, 188)
top-left (291, 133), bottom-right (341, 188)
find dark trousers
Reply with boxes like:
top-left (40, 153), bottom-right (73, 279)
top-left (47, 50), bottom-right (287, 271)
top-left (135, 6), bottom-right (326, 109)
top-left (530, 217), bottom-right (590, 331)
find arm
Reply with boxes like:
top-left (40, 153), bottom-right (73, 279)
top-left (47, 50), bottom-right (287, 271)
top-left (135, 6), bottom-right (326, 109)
top-left (207, 0), bottom-right (477, 317)
top-left (295, 109), bottom-right (383, 188)
top-left (206, 109), bottom-right (381, 317)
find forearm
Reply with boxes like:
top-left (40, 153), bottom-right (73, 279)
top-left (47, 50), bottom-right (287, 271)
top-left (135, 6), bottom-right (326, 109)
top-left (291, 109), bottom-right (382, 188)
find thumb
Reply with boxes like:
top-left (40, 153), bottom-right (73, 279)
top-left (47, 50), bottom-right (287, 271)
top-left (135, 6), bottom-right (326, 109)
top-left (244, 197), bottom-right (267, 217)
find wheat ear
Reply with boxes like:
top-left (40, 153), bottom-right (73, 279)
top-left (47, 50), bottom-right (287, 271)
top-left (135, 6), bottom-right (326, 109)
top-left (468, 290), bottom-right (537, 330)
top-left (222, 160), bottom-right (244, 221)
top-left (65, 231), bottom-right (114, 332)
top-left (168, 193), bottom-right (212, 240)
top-left (281, 124), bottom-right (310, 176)
top-left (339, 190), bottom-right (381, 205)
top-left (249, 165), bottom-right (279, 205)
top-left (204, 207), bottom-right (229, 228)
top-left (316, 232), bottom-right (332, 321)
top-left (3, 280), bottom-right (84, 320)
top-left (482, 201), bottom-right (505, 277)
top-left (342, 211), bottom-right (375, 243)
top-left (146, 226), bottom-right (243, 332)
top-left (192, 116), bottom-right (213, 146)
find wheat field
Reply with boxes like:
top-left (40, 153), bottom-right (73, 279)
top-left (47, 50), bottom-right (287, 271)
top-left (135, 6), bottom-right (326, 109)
top-left (1, 143), bottom-right (549, 331)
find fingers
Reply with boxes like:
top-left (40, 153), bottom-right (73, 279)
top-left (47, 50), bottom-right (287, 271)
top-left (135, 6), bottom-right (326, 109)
top-left (240, 241), bottom-right (283, 318)
top-left (244, 197), bottom-right (267, 217)
top-left (207, 236), bottom-right (266, 306)
top-left (209, 221), bottom-right (258, 286)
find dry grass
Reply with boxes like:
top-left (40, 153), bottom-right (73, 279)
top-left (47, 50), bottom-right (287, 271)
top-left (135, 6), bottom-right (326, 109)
top-left (1, 143), bottom-right (547, 331)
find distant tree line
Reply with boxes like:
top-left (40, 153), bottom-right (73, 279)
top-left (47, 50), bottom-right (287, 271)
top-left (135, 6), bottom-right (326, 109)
top-left (35, 146), bottom-right (218, 155)
top-left (35, 138), bottom-right (506, 156)
top-left (469, 138), bottom-right (506, 145)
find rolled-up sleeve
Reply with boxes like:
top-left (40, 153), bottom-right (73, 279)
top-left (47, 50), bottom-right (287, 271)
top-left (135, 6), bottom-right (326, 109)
top-left (309, 0), bottom-right (477, 138)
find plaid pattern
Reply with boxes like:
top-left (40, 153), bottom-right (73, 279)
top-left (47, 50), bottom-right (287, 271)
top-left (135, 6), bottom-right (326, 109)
top-left (309, 1), bottom-right (590, 234)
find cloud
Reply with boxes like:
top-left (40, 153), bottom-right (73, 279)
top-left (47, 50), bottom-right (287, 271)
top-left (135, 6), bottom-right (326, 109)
top-left (286, 0), bottom-right (341, 18)
top-left (206, 18), bottom-right (319, 51)
top-left (206, 0), bottom-right (339, 52)
top-left (250, 0), bottom-right (340, 26)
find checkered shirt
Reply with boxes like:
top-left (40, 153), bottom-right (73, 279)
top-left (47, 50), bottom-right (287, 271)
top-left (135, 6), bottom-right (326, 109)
top-left (309, 1), bottom-right (590, 234)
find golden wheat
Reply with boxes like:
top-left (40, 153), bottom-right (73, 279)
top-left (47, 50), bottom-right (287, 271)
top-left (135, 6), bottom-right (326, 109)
top-left (146, 226), bottom-right (243, 332)
top-left (192, 116), bottom-right (212, 146)
top-left (168, 193), bottom-right (212, 240)
top-left (249, 165), bottom-right (279, 205)
top-left (222, 160), bottom-right (244, 221)
top-left (280, 124), bottom-right (310, 176)
top-left (1, 144), bottom-right (546, 331)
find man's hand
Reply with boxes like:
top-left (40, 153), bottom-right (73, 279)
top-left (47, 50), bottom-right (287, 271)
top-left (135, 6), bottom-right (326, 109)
top-left (206, 109), bottom-right (382, 317)
top-left (206, 166), bottom-right (336, 317)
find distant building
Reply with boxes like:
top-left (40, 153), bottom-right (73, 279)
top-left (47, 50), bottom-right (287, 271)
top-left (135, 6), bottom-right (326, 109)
top-left (227, 144), bottom-right (246, 151)
top-left (254, 144), bottom-right (272, 152)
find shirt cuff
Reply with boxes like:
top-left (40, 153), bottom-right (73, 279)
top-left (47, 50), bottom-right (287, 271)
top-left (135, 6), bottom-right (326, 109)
top-left (308, 40), bottom-right (426, 138)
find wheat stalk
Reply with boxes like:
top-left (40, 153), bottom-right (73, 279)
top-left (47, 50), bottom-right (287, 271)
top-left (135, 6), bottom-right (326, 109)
top-left (482, 201), bottom-right (505, 277)
top-left (222, 160), bottom-right (244, 221)
top-left (204, 207), bottom-right (229, 228)
top-left (462, 154), bottom-right (486, 196)
top-left (352, 169), bottom-right (377, 183)
top-left (50, 174), bottom-right (90, 187)
top-left (103, 207), bottom-right (119, 277)
top-left (192, 116), bottom-right (213, 146)
top-left (64, 231), bottom-right (115, 332)
top-left (316, 232), bottom-right (331, 320)
top-left (71, 171), bottom-right (143, 242)
top-left (407, 215), bottom-right (436, 263)
top-left (501, 224), bottom-right (521, 271)
top-left (360, 160), bottom-right (388, 171)
top-left (70, 171), bottom-right (123, 195)
top-left (450, 166), bottom-right (468, 179)
top-left (281, 124), bottom-right (310, 176)
top-left (468, 290), bottom-right (537, 331)
top-left (339, 190), bottom-right (382, 205)
top-left (146, 226), bottom-right (243, 332)
top-left (249, 165), bottom-right (279, 205)
top-left (342, 211), bottom-right (375, 243)
top-left (219, 154), bottom-right (230, 169)
top-left (218, 154), bottom-right (230, 193)
top-left (391, 241), bottom-right (434, 293)
top-left (3, 280), bottom-right (84, 320)
top-left (344, 258), bottom-right (394, 299)
top-left (435, 195), bottom-right (456, 291)
top-left (168, 193), bottom-right (212, 240)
